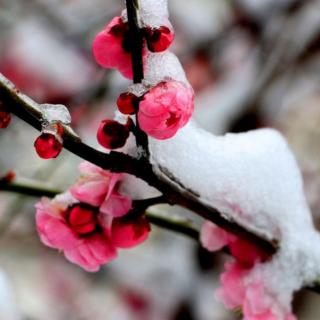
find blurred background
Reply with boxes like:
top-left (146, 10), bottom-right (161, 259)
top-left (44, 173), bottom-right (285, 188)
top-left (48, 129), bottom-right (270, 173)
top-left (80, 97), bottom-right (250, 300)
top-left (0, 0), bottom-right (320, 319)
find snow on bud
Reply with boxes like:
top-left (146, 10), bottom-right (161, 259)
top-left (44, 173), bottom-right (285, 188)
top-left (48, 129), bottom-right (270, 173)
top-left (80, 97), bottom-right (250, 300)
top-left (93, 16), bottom-right (134, 79)
top-left (34, 103), bottom-right (72, 159)
top-left (138, 81), bottom-right (194, 139)
top-left (97, 118), bottom-right (132, 150)
top-left (144, 26), bottom-right (174, 52)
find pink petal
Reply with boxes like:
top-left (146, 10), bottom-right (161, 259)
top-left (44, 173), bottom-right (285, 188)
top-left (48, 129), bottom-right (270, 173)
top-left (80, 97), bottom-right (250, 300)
top-left (36, 206), bottom-right (78, 250)
top-left (215, 261), bottom-right (249, 310)
top-left (87, 233), bottom-right (117, 263)
top-left (244, 282), bottom-right (273, 315)
top-left (92, 17), bottom-right (133, 79)
top-left (78, 161), bottom-right (106, 176)
top-left (64, 234), bottom-right (117, 272)
top-left (243, 281), bottom-right (295, 320)
top-left (70, 179), bottom-right (109, 206)
top-left (64, 246), bottom-right (99, 272)
top-left (200, 221), bottom-right (230, 252)
top-left (100, 192), bottom-right (132, 217)
top-left (104, 173), bottom-right (122, 200)
top-left (111, 216), bottom-right (150, 249)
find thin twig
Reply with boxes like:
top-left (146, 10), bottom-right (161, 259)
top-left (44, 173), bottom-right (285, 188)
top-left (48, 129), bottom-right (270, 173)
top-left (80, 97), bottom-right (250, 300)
top-left (2, 180), bottom-right (320, 294)
top-left (0, 180), bottom-right (199, 241)
top-left (126, 0), bottom-right (150, 156)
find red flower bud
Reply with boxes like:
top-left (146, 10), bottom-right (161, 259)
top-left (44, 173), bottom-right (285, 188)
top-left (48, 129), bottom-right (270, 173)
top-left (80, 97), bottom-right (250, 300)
top-left (67, 204), bottom-right (98, 236)
top-left (97, 119), bottom-right (131, 149)
top-left (144, 26), bottom-right (174, 52)
top-left (34, 133), bottom-right (63, 159)
top-left (117, 92), bottom-right (140, 115)
top-left (111, 216), bottom-right (150, 249)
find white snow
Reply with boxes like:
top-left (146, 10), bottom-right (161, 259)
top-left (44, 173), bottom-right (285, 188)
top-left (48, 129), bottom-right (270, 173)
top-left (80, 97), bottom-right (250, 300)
top-left (128, 83), bottom-right (148, 97)
top-left (41, 103), bottom-right (71, 125)
top-left (148, 121), bottom-right (320, 306)
top-left (149, 121), bottom-right (311, 239)
top-left (123, 0), bottom-right (171, 29)
top-left (144, 51), bottom-right (188, 86)
top-left (139, 0), bottom-right (169, 20)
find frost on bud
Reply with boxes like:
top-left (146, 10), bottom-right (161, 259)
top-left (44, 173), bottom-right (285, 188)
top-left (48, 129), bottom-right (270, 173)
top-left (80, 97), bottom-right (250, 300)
top-left (117, 92), bottom-right (140, 115)
top-left (111, 215), bottom-right (150, 249)
top-left (144, 26), bottom-right (174, 52)
top-left (34, 132), bottom-right (63, 159)
top-left (97, 118), bottom-right (132, 150)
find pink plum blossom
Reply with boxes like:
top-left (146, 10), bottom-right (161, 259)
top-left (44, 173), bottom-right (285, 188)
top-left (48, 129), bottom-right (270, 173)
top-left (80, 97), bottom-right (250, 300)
top-left (138, 81), bottom-right (194, 139)
top-left (200, 221), bottom-right (267, 267)
top-left (217, 262), bottom-right (296, 320)
top-left (35, 162), bottom-right (143, 271)
top-left (35, 196), bottom-right (117, 272)
top-left (93, 16), bottom-right (133, 79)
top-left (201, 221), bottom-right (295, 319)
top-left (215, 261), bottom-right (249, 310)
top-left (70, 161), bottom-right (132, 218)
top-left (243, 281), bottom-right (297, 320)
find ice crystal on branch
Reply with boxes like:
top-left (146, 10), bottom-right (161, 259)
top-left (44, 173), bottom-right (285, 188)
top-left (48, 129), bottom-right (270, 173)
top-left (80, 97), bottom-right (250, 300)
top-left (40, 103), bottom-right (71, 125)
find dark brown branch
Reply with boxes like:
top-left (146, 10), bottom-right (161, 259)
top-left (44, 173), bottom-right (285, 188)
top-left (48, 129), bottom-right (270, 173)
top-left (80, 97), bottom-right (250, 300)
top-left (0, 179), bottom-right (199, 241)
top-left (3, 179), bottom-right (320, 294)
top-left (126, 0), bottom-right (144, 84)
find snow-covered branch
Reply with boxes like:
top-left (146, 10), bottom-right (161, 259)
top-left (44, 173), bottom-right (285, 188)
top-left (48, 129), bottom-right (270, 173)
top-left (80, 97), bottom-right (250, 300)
top-left (0, 72), bottom-right (276, 254)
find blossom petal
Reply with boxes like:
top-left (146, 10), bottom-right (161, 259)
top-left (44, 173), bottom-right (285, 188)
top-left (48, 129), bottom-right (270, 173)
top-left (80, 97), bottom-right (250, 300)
top-left (100, 192), bottom-right (132, 217)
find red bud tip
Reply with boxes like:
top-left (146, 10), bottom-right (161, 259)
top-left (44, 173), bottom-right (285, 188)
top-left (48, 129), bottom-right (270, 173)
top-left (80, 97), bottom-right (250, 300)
top-left (34, 133), bottom-right (63, 159)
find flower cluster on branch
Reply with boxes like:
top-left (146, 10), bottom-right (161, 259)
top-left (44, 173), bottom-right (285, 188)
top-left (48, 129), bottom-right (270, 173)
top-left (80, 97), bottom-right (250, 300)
top-left (2, 1), bottom-right (320, 320)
